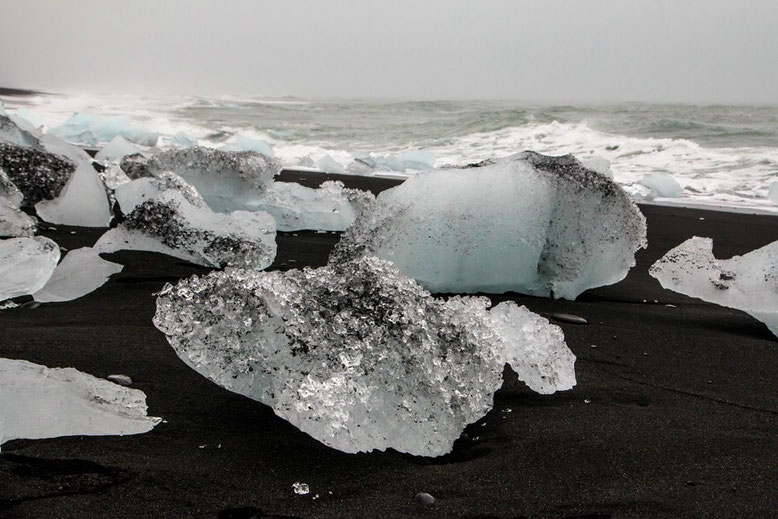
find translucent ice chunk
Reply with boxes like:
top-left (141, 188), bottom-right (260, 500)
top-left (579, 155), bottom-right (612, 179)
top-left (35, 162), bottom-right (112, 227)
top-left (638, 172), bottom-right (683, 198)
top-left (247, 180), bottom-right (375, 231)
top-left (223, 134), bottom-right (274, 157)
top-left (33, 247), bottom-right (123, 302)
top-left (171, 131), bottom-right (196, 148)
top-left (0, 358), bottom-right (160, 449)
top-left (49, 113), bottom-right (159, 146)
top-left (139, 147), bottom-right (282, 212)
top-left (650, 236), bottom-right (778, 337)
top-left (0, 197), bottom-right (36, 238)
top-left (0, 236), bottom-right (60, 301)
top-left (332, 152), bottom-right (647, 299)
top-left (0, 142), bottom-right (75, 206)
top-left (153, 256), bottom-right (575, 456)
top-left (114, 172), bottom-right (205, 214)
top-left (316, 154), bottom-right (346, 174)
top-left (0, 114), bottom-right (41, 149)
top-left (95, 190), bottom-right (276, 270)
top-left (95, 135), bottom-right (142, 162)
top-left (0, 167), bottom-right (24, 208)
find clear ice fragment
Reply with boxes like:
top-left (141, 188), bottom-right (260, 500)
top-left (0, 358), bottom-right (160, 449)
top-left (650, 236), bottom-right (778, 337)
top-left (35, 162), bottom-right (112, 227)
top-left (33, 247), bottom-right (123, 302)
top-left (0, 236), bottom-right (60, 301)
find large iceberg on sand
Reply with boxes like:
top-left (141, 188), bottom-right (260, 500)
top-left (33, 247), bottom-right (123, 303)
top-left (153, 256), bottom-right (576, 456)
top-left (35, 162), bottom-right (112, 227)
top-left (332, 152), bottom-right (647, 299)
top-left (96, 175), bottom-right (276, 269)
top-left (128, 147), bottom-right (282, 212)
top-left (0, 358), bottom-right (160, 449)
top-left (650, 237), bottom-right (778, 337)
top-left (0, 237), bottom-right (60, 301)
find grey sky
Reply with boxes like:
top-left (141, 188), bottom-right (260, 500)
top-left (1, 0), bottom-right (776, 103)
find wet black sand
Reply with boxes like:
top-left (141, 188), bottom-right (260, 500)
top-left (1, 171), bottom-right (776, 518)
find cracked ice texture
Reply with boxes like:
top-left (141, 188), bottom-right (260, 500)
top-left (33, 247), bottom-right (123, 303)
top-left (0, 142), bottom-right (75, 206)
top-left (332, 152), bottom-right (647, 299)
top-left (96, 179), bottom-right (276, 270)
top-left (134, 147), bottom-right (282, 212)
top-left (0, 358), bottom-right (160, 449)
top-left (0, 237), bottom-right (60, 301)
top-left (650, 236), bottom-right (778, 337)
top-left (153, 256), bottom-right (575, 456)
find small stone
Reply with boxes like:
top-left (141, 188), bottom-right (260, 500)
top-left (584, 399), bottom-right (591, 404)
top-left (293, 482), bottom-right (310, 495)
top-left (550, 313), bottom-right (588, 325)
top-left (415, 492), bottom-right (435, 505)
top-left (20, 300), bottom-right (42, 310)
top-left (590, 344), bottom-right (597, 349)
top-left (107, 374), bottom-right (133, 386)
top-left (665, 304), bottom-right (677, 308)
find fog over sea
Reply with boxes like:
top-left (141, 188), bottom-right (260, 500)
top-left (4, 93), bottom-right (778, 212)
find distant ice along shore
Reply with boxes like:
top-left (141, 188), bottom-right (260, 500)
top-left (1, 92), bottom-right (777, 214)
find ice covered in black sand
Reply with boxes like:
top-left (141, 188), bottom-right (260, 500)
top-left (650, 237), bottom-right (777, 338)
top-left (153, 256), bottom-right (576, 456)
top-left (332, 152), bottom-right (647, 299)
top-left (95, 172), bottom-right (277, 270)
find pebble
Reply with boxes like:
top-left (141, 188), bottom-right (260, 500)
top-left (415, 492), bottom-right (435, 505)
top-left (550, 313), bottom-right (588, 325)
top-left (20, 301), bottom-right (42, 310)
top-left (293, 482), bottom-right (310, 495)
top-left (107, 374), bottom-right (133, 386)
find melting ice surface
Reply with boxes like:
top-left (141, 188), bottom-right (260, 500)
top-left (94, 135), bottom-right (142, 162)
top-left (650, 237), bottom-right (778, 338)
top-left (96, 173), bottom-right (277, 270)
top-left (153, 256), bottom-right (576, 456)
top-left (333, 152), bottom-right (647, 299)
top-left (0, 237), bottom-right (60, 301)
top-left (0, 168), bottom-right (36, 238)
top-left (33, 247), bottom-right (123, 303)
top-left (0, 358), bottom-right (160, 449)
top-left (35, 161), bottom-right (112, 227)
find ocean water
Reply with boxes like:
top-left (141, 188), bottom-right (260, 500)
top-left (3, 93), bottom-right (778, 212)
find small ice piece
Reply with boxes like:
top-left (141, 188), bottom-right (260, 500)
top-left (650, 236), bottom-right (778, 337)
top-left (95, 190), bottom-right (277, 270)
top-left (0, 142), bottom-right (75, 206)
top-left (107, 374), bottom-right (133, 386)
top-left (580, 155), bottom-right (613, 179)
top-left (332, 151), bottom-right (647, 299)
top-left (415, 493), bottom-right (436, 505)
top-left (247, 180), bottom-right (375, 231)
top-left (768, 182), bottom-right (778, 205)
top-left (153, 256), bottom-right (575, 456)
top-left (0, 197), bottom-right (36, 238)
top-left (316, 154), bottom-right (346, 174)
top-left (171, 131), bottom-right (196, 148)
top-left (0, 301), bottom-right (19, 310)
top-left (114, 172), bottom-right (205, 214)
top-left (0, 236), bottom-right (60, 301)
top-left (0, 114), bottom-right (41, 149)
top-left (292, 482), bottom-right (310, 495)
top-left (95, 135), bottom-right (141, 162)
top-left (32, 247), bottom-right (123, 302)
top-left (398, 149), bottom-right (435, 171)
top-left (35, 162), bottom-right (112, 227)
top-left (638, 172), bottom-right (683, 198)
top-left (231, 134), bottom-right (274, 157)
top-left (100, 162), bottom-right (133, 190)
top-left (0, 358), bottom-right (160, 449)
top-left (139, 147), bottom-right (282, 212)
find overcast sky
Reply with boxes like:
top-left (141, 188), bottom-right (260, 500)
top-left (1, 0), bottom-right (777, 103)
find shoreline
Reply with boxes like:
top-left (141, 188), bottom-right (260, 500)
top-left (1, 170), bottom-right (776, 517)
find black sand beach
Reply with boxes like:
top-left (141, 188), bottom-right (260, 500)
top-left (1, 171), bottom-right (776, 518)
